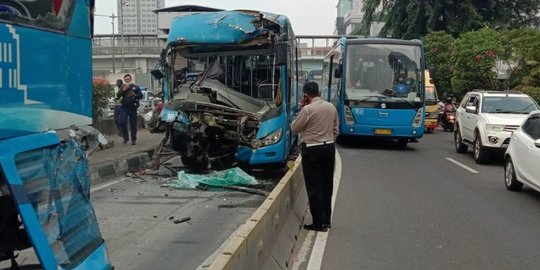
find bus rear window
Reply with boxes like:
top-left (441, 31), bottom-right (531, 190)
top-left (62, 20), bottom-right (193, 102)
top-left (0, 0), bottom-right (73, 31)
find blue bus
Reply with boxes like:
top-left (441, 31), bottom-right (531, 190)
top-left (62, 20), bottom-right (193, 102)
top-left (0, 1), bottom-right (112, 269)
top-left (154, 10), bottom-right (301, 170)
top-left (322, 38), bottom-right (425, 146)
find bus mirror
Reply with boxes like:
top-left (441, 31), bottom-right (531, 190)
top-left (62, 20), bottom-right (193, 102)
top-left (151, 69), bottom-right (164, 80)
top-left (334, 66), bottom-right (342, 78)
top-left (275, 43), bottom-right (289, 66)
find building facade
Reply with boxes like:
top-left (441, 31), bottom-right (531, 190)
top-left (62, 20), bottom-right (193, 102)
top-left (335, 0), bottom-right (363, 35)
top-left (335, 0), bottom-right (384, 36)
top-left (118, 0), bottom-right (165, 34)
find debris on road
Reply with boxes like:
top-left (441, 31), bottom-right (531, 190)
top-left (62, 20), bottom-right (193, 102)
top-left (173, 217), bottom-right (192, 224)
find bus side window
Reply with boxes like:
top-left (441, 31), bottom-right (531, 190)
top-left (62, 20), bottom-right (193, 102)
top-left (0, 0), bottom-right (74, 31)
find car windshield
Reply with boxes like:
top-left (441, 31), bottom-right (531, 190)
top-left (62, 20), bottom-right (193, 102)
top-left (482, 96), bottom-right (539, 114)
top-left (345, 43), bottom-right (423, 104)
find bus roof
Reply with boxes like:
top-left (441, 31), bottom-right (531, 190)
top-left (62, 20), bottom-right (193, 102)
top-left (167, 10), bottom-right (290, 46)
top-left (346, 38), bottom-right (423, 47)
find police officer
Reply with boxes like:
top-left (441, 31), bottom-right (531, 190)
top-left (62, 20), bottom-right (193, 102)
top-left (116, 74), bottom-right (143, 145)
top-left (291, 82), bottom-right (339, 232)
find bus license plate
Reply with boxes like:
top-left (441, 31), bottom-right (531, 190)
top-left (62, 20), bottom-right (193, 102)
top-left (375, 129), bottom-right (392, 135)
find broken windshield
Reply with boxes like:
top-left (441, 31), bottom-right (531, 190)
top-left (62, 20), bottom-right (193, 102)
top-left (0, 0), bottom-right (73, 31)
top-left (14, 141), bottom-right (104, 269)
top-left (171, 51), bottom-right (282, 113)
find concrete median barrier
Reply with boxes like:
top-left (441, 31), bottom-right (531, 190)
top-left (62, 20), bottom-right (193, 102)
top-left (208, 156), bottom-right (307, 270)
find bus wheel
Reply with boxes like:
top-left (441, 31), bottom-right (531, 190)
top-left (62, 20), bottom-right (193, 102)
top-left (397, 138), bottom-right (408, 148)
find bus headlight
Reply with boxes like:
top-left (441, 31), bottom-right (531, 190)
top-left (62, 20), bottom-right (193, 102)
top-left (344, 106), bottom-right (355, 125)
top-left (411, 108), bottom-right (424, 128)
top-left (257, 128), bottom-right (283, 148)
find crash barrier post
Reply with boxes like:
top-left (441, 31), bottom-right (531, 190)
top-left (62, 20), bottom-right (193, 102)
top-left (208, 156), bottom-right (307, 270)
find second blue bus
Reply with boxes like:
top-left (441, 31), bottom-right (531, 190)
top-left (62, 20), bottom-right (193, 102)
top-left (322, 38), bottom-right (426, 146)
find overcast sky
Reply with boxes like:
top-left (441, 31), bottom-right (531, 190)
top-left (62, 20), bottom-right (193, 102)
top-left (93, 0), bottom-right (337, 35)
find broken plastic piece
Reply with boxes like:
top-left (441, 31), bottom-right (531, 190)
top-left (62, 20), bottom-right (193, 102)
top-left (163, 167), bottom-right (259, 189)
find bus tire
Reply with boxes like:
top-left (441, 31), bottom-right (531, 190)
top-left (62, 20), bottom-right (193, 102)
top-left (397, 138), bottom-right (408, 148)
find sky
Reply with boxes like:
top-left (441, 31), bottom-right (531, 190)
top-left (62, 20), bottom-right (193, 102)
top-left (93, 0), bottom-right (337, 35)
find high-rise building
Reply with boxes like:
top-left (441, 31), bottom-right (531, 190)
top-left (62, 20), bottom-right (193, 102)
top-left (335, 0), bottom-right (384, 36)
top-left (118, 0), bottom-right (165, 34)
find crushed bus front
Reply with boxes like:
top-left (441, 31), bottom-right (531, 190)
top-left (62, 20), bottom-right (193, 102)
top-left (153, 10), bottom-right (297, 171)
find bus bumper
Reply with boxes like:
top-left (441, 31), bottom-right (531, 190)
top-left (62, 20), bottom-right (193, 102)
top-left (236, 143), bottom-right (286, 166)
top-left (341, 124), bottom-right (424, 138)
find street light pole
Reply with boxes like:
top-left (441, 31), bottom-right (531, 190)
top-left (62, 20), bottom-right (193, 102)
top-left (119, 1), bottom-right (129, 73)
top-left (95, 13), bottom-right (117, 73)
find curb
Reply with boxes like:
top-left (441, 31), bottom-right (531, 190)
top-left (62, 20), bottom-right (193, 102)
top-left (207, 156), bottom-right (308, 270)
top-left (89, 148), bottom-right (155, 187)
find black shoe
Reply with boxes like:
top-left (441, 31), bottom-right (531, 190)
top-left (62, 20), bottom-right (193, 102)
top-left (131, 141), bottom-right (137, 145)
top-left (122, 140), bottom-right (128, 144)
top-left (322, 224), bottom-right (331, 229)
top-left (303, 224), bottom-right (328, 232)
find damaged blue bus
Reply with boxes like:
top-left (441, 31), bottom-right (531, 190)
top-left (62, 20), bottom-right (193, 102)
top-left (153, 10), bottom-right (301, 171)
top-left (0, 1), bottom-right (112, 269)
top-left (323, 38), bottom-right (425, 146)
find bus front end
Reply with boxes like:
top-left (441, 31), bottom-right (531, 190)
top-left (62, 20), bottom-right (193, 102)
top-left (339, 39), bottom-right (425, 143)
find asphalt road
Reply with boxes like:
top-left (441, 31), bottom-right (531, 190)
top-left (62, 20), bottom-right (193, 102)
top-left (93, 157), bottom-right (284, 270)
top-left (310, 130), bottom-right (540, 270)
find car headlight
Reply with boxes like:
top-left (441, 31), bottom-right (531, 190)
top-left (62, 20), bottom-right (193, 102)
top-left (486, 124), bottom-right (505, 132)
top-left (259, 128), bottom-right (283, 147)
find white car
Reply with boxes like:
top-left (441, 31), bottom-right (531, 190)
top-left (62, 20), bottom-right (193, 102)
top-left (504, 110), bottom-right (540, 191)
top-left (454, 90), bottom-right (540, 163)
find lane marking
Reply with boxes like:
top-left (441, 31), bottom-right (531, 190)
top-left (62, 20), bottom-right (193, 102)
top-left (306, 149), bottom-right (343, 270)
top-left (90, 178), bottom-right (126, 193)
top-left (445, 157), bottom-right (479, 174)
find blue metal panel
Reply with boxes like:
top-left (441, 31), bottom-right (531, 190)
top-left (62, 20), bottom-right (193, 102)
top-left (67, 0), bottom-right (92, 38)
top-left (0, 1), bottom-right (92, 140)
top-left (351, 108), bottom-right (417, 126)
top-left (0, 134), bottom-right (62, 270)
top-left (0, 133), bottom-right (112, 270)
top-left (168, 11), bottom-right (260, 44)
top-left (341, 123), bottom-right (423, 138)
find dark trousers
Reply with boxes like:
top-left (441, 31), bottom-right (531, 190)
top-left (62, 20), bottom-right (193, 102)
top-left (301, 143), bottom-right (335, 226)
top-left (120, 108), bottom-right (138, 142)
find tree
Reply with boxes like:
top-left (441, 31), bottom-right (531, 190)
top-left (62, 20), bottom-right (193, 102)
top-left (424, 31), bottom-right (455, 97)
top-left (92, 78), bottom-right (113, 125)
top-left (451, 28), bottom-right (504, 96)
top-left (357, 0), bottom-right (540, 39)
top-left (503, 28), bottom-right (540, 102)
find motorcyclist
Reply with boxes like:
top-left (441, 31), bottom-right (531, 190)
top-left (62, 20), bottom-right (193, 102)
top-left (441, 97), bottom-right (456, 126)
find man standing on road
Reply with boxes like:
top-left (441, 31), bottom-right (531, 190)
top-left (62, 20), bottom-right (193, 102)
top-left (291, 82), bottom-right (339, 232)
top-left (116, 74), bottom-right (143, 145)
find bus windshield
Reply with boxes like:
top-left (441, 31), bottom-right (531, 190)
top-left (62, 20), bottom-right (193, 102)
top-left (345, 44), bottom-right (423, 103)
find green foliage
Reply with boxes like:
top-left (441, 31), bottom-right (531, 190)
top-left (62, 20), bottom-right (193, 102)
top-left (451, 28), bottom-right (504, 96)
top-left (518, 86), bottom-right (540, 103)
top-left (503, 28), bottom-right (540, 89)
top-left (358, 0), bottom-right (540, 39)
top-left (424, 31), bottom-right (455, 97)
top-left (92, 78), bottom-right (113, 124)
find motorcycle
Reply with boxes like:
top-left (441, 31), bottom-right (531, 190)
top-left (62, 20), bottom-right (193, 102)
top-left (440, 110), bottom-right (456, 132)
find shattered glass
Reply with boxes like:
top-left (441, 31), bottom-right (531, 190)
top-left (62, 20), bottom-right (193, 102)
top-left (0, 0), bottom-right (73, 31)
top-left (15, 141), bottom-right (104, 269)
top-left (164, 167), bottom-right (259, 189)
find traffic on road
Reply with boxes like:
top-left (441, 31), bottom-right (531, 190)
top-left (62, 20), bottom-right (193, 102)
top-left (1, 1), bottom-right (540, 270)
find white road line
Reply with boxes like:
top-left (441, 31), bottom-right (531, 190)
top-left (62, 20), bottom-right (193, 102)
top-left (445, 157), bottom-right (479, 174)
top-left (306, 149), bottom-right (343, 270)
top-left (90, 178), bottom-right (126, 193)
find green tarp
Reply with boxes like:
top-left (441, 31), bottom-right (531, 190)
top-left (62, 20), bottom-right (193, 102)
top-left (163, 167), bottom-right (259, 189)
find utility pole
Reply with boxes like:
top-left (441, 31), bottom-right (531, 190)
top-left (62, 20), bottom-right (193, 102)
top-left (119, 0), bottom-right (129, 73)
top-left (95, 13), bottom-right (117, 73)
